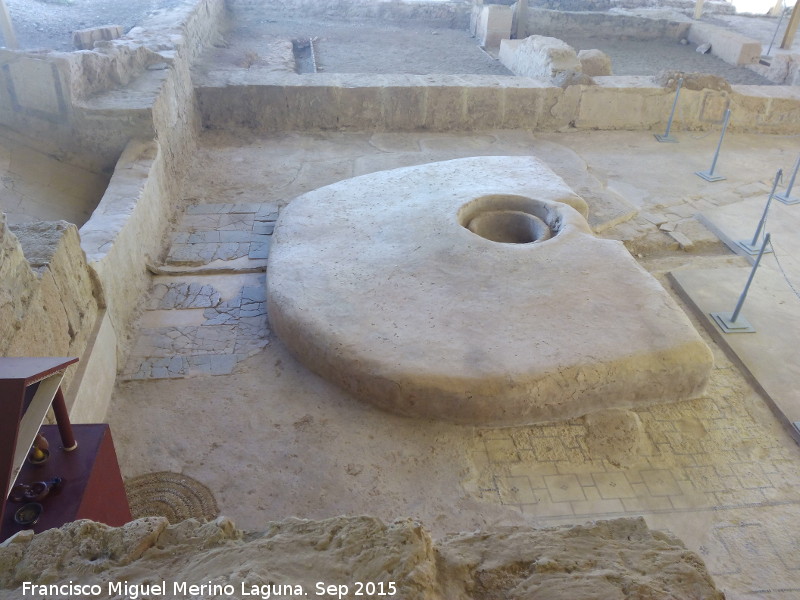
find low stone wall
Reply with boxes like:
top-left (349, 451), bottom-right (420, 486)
top-left (523, 8), bottom-right (690, 40)
top-left (226, 0), bottom-right (470, 27)
top-left (78, 140), bottom-right (169, 367)
top-left (196, 72), bottom-right (800, 135)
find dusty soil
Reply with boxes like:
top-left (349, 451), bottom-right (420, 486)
top-left (225, 17), bottom-right (514, 75)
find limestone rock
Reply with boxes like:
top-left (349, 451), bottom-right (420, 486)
top-left (578, 48), bottom-right (612, 76)
top-left (0, 515), bottom-right (724, 599)
top-left (1, 517), bottom-right (170, 586)
top-left (438, 517), bottom-right (724, 600)
top-left (73, 25), bottom-right (124, 50)
top-left (500, 35), bottom-right (581, 82)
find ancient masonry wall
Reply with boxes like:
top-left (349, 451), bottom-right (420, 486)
top-left (78, 0), bottom-right (227, 371)
top-left (522, 8), bottom-right (692, 40)
top-left (196, 73), bottom-right (800, 135)
top-left (0, 0), bottom-right (226, 422)
top-left (226, 0), bottom-right (470, 27)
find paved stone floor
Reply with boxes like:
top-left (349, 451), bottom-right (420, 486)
top-left (122, 201), bottom-right (276, 379)
top-left (109, 129), bottom-right (800, 600)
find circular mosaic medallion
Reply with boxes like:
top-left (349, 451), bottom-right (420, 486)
top-left (125, 471), bottom-right (219, 524)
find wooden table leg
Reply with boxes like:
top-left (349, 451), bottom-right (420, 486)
top-left (52, 388), bottom-right (78, 451)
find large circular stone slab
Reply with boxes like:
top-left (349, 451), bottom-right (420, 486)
top-left (267, 156), bottom-right (712, 425)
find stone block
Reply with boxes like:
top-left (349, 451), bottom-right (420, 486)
top-left (335, 85), bottom-right (382, 130)
top-left (73, 25), bottom-right (124, 50)
top-left (688, 23), bottom-right (761, 66)
top-left (499, 35), bottom-right (581, 83)
top-left (423, 86), bottom-right (466, 130)
top-left (268, 157), bottom-right (712, 425)
top-left (283, 84), bottom-right (340, 130)
top-left (463, 86), bottom-right (503, 129)
top-left (381, 81), bottom-right (426, 130)
top-left (578, 48), bottom-right (612, 76)
top-left (501, 84), bottom-right (550, 129)
top-left (577, 87), bottom-right (647, 129)
top-left (477, 4), bottom-right (513, 49)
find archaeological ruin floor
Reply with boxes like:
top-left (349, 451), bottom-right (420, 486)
top-left (103, 128), bottom-right (800, 599)
top-left (4, 0), bottom-right (800, 597)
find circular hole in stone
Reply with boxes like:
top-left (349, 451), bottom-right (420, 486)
top-left (458, 195), bottom-right (558, 244)
top-left (465, 210), bottom-right (552, 244)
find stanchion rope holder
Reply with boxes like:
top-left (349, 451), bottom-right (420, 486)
top-left (736, 168), bottom-right (781, 255)
top-left (776, 153), bottom-right (800, 205)
top-left (696, 108), bottom-right (731, 182)
top-left (655, 77), bottom-right (683, 143)
top-left (711, 233), bottom-right (771, 333)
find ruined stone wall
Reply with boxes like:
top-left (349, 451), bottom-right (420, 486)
top-left (226, 0), bottom-right (471, 27)
top-left (0, 214), bottom-right (101, 397)
top-left (0, 0), bottom-right (224, 174)
top-left (0, 0), bottom-right (226, 418)
top-left (528, 0), bottom-right (734, 13)
top-left (196, 72), bottom-right (800, 135)
top-left (523, 8), bottom-right (691, 39)
top-left (78, 0), bottom-right (226, 366)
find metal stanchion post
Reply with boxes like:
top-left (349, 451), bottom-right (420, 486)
top-left (655, 78), bottom-right (683, 143)
top-left (711, 233), bottom-right (770, 333)
top-left (737, 169), bottom-right (781, 254)
top-left (776, 154), bottom-right (800, 205)
top-left (696, 109), bottom-right (731, 182)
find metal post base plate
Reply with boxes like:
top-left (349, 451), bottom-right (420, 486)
top-left (711, 311), bottom-right (756, 333)
top-left (655, 133), bottom-right (678, 143)
top-left (736, 239), bottom-right (774, 255)
top-left (775, 193), bottom-right (800, 205)
top-left (696, 170), bottom-right (726, 182)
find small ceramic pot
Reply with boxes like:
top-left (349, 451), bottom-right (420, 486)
top-left (14, 503), bottom-right (42, 526)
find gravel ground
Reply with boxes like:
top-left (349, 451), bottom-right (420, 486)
top-left (221, 16), bottom-right (775, 83)
top-left (3, 0), bottom-right (185, 51)
top-left (228, 17), bottom-right (514, 76)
